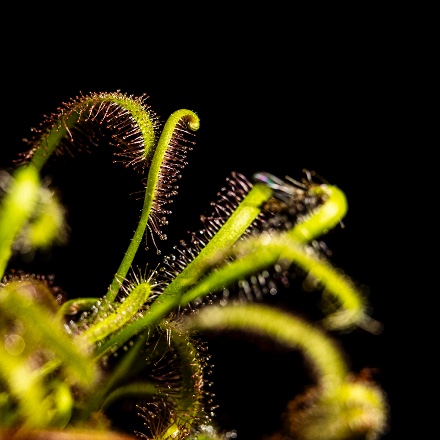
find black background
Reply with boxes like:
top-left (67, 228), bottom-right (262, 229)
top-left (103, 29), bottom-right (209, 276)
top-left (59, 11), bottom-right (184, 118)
top-left (1, 10), bottom-right (403, 439)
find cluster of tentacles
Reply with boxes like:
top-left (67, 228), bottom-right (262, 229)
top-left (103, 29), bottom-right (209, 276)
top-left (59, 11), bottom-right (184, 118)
top-left (0, 92), bottom-right (388, 440)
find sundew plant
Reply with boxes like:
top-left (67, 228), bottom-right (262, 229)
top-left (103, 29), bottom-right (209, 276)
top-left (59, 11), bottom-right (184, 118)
top-left (0, 92), bottom-right (388, 440)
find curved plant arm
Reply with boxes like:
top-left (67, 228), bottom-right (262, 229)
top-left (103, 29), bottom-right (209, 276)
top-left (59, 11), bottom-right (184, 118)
top-left (182, 303), bottom-right (388, 440)
top-left (278, 237), bottom-right (382, 332)
top-left (182, 303), bottom-right (348, 388)
top-left (221, 233), bottom-right (378, 332)
top-left (26, 92), bottom-right (159, 172)
top-left (105, 109), bottom-right (200, 302)
top-left (289, 184), bottom-right (348, 243)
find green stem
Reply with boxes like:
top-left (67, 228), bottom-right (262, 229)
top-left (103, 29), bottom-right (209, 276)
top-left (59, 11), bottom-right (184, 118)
top-left (77, 282), bottom-right (152, 346)
top-left (105, 109), bottom-right (200, 302)
top-left (157, 323), bottom-right (207, 437)
top-left (179, 238), bottom-right (277, 306)
top-left (160, 183), bottom-right (272, 299)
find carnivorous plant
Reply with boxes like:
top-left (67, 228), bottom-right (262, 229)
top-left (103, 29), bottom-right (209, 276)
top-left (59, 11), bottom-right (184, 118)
top-left (0, 92), bottom-right (388, 439)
